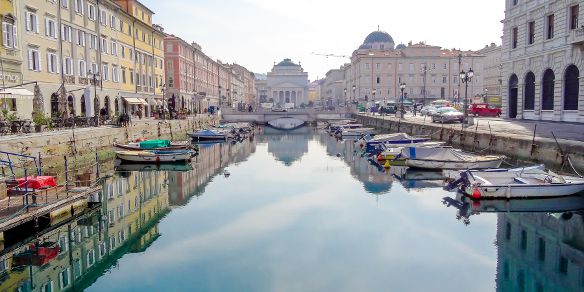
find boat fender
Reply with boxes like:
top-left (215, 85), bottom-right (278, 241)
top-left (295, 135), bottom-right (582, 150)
top-left (377, 154), bottom-right (383, 161)
top-left (156, 156), bottom-right (161, 164)
top-left (384, 160), bottom-right (390, 169)
top-left (472, 187), bottom-right (482, 199)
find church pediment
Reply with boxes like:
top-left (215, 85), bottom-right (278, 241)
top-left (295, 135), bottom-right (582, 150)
top-left (269, 82), bottom-right (306, 88)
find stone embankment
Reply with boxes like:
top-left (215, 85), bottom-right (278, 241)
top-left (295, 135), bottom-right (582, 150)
top-left (355, 114), bottom-right (584, 172)
top-left (0, 116), bottom-right (218, 169)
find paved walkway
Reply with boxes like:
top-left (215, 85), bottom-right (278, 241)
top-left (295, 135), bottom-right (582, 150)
top-left (0, 116), bottom-right (214, 143)
top-left (361, 113), bottom-right (584, 143)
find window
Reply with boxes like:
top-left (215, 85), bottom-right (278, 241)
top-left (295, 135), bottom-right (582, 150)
top-left (110, 15), bottom-right (116, 30)
top-left (45, 18), bottom-right (56, 38)
top-left (524, 72), bottom-right (535, 110)
top-left (112, 66), bottom-right (119, 82)
top-left (546, 14), bottom-right (554, 39)
top-left (88, 4), bottom-right (96, 20)
top-left (376, 63), bottom-right (380, 70)
top-left (59, 268), bottom-right (71, 288)
top-left (100, 10), bottom-right (106, 26)
top-left (520, 230), bottom-right (527, 250)
top-left (559, 256), bottom-right (568, 275)
top-left (78, 60), bottom-right (86, 77)
top-left (129, 70), bottom-right (134, 84)
top-left (27, 48), bottom-right (41, 71)
top-left (376, 76), bottom-right (380, 84)
top-left (102, 64), bottom-right (108, 80)
top-left (101, 37), bottom-right (107, 53)
top-left (542, 69), bottom-right (555, 110)
top-left (90, 34), bottom-right (97, 49)
top-left (538, 237), bottom-right (545, 261)
top-left (398, 63), bottom-right (403, 71)
top-left (512, 27), bottom-right (518, 49)
top-left (528, 21), bottom-right (535, 44)
top-left (61, 25), bottom-right (72, 42)
top-left (86, 250), bottom-right (95, 267)
top-left (564, 65), bottom-right (579, 110)
top-left (2, 20), bottom-right (18, 48)
top-left (442, 76), bottom-right (447, 84)
top-left (570, 5), bottom-right (579, 30)
top-left (76, 30), bottom-right (85, 46)
top-left (25, 11), bottom-right (39, 33)
top-left (91, 62), bottom-right (98, 74)
top-left (443, 63), bottom-right (447, 70)
top-left (40, 281), bottom-right (53, 292)
top-left (409, 63), bottom-right (414, 72)
top-left (513, 0), bottom-right (518, 6)
top-left (74, 0), bottom-right (84, 15)
top-left (111, 41), bottom-right (117, 56)
top-left (47, 52), bottom-right (58, 73)
top-left (63, 57), bottom-right (73, 75)
top-left (122, 68), bottom-right (126, 83)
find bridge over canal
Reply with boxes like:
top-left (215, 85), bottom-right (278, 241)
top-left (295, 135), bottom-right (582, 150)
top-left (221, 109), bottom-right (354, 124)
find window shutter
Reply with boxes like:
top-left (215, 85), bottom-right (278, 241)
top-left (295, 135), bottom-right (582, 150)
top-left (28, 49), bottom-right (33, 70)
top-left (12, 25), bottom-right (17, 48)
top-left (45, 18), bottom-right (49, 36)
top-left (46, 52), bottom-right (50, 73)
top-left (2, 24), bottom-right (8, 47)
top-left (61, 24), bottom-right (65, 40)
top-left (68, 27), bottom-right (72, 42)
top-left (34, 15), bottom-right (39, 33)
top-left (25, 12), bottom-right (31, 31)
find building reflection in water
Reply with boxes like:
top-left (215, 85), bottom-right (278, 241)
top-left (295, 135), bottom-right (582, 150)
top-left (262, 127), bottom-right (310, 167)
top-left (0, 138), bottom-right (257, 291)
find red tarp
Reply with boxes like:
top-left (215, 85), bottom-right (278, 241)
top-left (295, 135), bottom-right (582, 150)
top-left (15, 176), bottom-right (57, 189)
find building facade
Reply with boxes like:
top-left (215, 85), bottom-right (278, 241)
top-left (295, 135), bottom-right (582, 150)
top-left (477, 43), bottom-right (503, 105)
top-left (266, 58), bottom-right (308, 107)
top-left (345, 30), bottom-right (485, 105)
top-left (11, 0), bottom-right (165, 120)
top-left (322, 68), bottom-right (346, 107)
top-left (0, 0), bottom-right (24, 115)
top-left (501, 0), bottom-right (584, 122)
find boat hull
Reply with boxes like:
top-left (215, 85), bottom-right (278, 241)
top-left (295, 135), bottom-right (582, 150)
top-left (115, 151), bottom-right (191, 163)
top-left (406, 158), bottom-right (503, 170)
top-left (462, 180), bottom-right (584, 199)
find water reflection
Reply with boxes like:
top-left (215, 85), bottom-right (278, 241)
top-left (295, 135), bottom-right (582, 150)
top-left (2, 130), bottom-right (584, 291)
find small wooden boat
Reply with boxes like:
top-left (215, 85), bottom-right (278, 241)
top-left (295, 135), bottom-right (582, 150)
top-left (115, 163), bottom-right (194, 172)
top-left (456, 166), bottom-right (584, 199)
top-left (336, 127), bottom-right (376, 138)
top-left (115, 150), bottom-right (191, 163)
top-left (360, 133), bottom-right (431, 153)
top-left (188, 129), bottom-right (227, 141)
top-left (400, 146), bottom-right (504, 170)
top-left (113, 139), bottom-right (192, 151)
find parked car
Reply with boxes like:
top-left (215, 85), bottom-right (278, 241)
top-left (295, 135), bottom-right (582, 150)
top-left (469, 103), bottom-right (502, 117)
top-left (420, 105), bottom-right (438, 116)
top-left (272, 105), bottom-right (287, 112)
top-left (431, 107), bottom-right (464, 123)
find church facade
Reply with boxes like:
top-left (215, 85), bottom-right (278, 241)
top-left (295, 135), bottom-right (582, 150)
top-left (266, 59), bottom-right (309, 107)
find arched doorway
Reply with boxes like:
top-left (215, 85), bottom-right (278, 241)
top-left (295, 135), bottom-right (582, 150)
top-left (542, 69), bottom-right (555, 110)
top-left (524, 72), bottom-right (535, 110)
top-left (114, 98), bottom-right (119, 115)
top-left (104, 96), bottom-right (110, 117)
top-left (564, 65), bottom-right (579, 110)
top-left (94, 96), bottom-right (100, 116)
top-left (67, 95), bottom-right (75, 116)
top-left (50, 93), bottom-right (59, 117)
top-left (80, 95), bottom-right (86, 116)
top-left (181, 96), bottom-right (185, 110)
top-left (508, 74), bottom-right (518, 118)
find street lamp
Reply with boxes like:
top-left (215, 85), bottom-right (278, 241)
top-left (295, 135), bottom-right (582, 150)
top-left (343, 88), bottom-right (347, 107)
top-left (459, 68), bottom-right (474, 123)
top-left (399, 82), bottom-right (406, 118)
top-left (227, 88), bottom-right (231, 107)
top-left (161, 84), bottom-right (167, 120)
top-left (87, 70), bottom-right (101, 117)
top-left (352, 85), bottom-right (356, 105)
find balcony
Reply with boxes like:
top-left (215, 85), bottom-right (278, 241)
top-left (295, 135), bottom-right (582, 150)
top-left (79, 77), bottom-right (88, 85)
top-left (569, 27), bottom-right (584, 45)
top-left (64, 75), bottom-right (76, 85)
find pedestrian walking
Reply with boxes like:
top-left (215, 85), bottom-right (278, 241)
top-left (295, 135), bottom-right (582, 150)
top-left (413, 104), bottom-right (417, 116)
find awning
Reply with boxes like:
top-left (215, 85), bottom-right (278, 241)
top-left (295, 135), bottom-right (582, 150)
top-left (123, 97), bottom-right (148, 105)
top-left (148, 99), bottom-right (162, 106)
top-left (0, 87), bottom-right (34, 98)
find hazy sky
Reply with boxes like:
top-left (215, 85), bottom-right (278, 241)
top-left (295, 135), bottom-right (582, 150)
top-left (142, 0), bottom-right (505, 80)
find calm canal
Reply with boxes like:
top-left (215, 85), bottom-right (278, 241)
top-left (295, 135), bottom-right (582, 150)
top-left (2, 128), bottom-right (584, 291)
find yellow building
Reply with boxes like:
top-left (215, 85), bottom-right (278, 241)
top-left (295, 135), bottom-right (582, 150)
top-left (0, 0), bottom-right (24, 117)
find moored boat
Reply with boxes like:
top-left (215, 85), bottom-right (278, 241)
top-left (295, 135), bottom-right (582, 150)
top-left (188, 129), bottom-right (227, 141)
top-left (400, 146), bottom-right (504, 170)
top-left (456, 166), bottom-right (584, 199)
top-left (113, 140), bottom-right (192, 151)
top-left (357, 133), bottom-right (432, 153)
top-left (115, 150), bottom-right (191, 163)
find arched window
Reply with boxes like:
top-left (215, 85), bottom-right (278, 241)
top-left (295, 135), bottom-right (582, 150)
top-left (80, 95), bottom-right (86, 116)
top-left (564, 65), bottom-right (579, 110)
top-left (542, 69), bottom-right (555, 110)
top-left (50, 93), bottom-right (59, 117)
top-left (524, 72), bottom-right (535, 110)
top-left (114, 98), bottom-right (119, 114)
top-left (104, 96), bottom-right (110, 115)
top-left (509, 74), bottom-right (519, 118)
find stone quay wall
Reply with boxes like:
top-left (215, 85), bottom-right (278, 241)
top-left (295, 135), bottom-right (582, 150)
top-left (355, 115), bottom-right (584, 172)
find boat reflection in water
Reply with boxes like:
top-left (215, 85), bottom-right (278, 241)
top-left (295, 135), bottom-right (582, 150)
top-left (0, 139), bottom-right (256, 291)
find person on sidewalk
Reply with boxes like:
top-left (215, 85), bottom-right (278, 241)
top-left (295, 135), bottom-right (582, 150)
top-left (413, 104), bottom-right (417, 116)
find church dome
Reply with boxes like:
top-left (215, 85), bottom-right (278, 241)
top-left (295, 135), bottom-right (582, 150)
top-left (360, 30), bottom-right (395, 50)
top-left (364, 31), bottom-right (393, 44)
top-left (276, 58), bottom-right (299, 66)
top-left (395, 43), bottom-right (406, 50)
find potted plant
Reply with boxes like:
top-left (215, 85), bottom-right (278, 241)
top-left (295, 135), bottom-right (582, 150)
top-left (32, 112), bottom-right (49, 132)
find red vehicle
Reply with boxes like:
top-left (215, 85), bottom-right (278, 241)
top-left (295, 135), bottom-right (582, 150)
top-left (469, 103), bottom-right (502, 117)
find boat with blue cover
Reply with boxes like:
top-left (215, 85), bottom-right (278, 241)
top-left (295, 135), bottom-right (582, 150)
top-left (188, 129), bottom-right (227, 141)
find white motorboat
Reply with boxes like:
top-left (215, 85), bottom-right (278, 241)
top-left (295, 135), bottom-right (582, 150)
top-left (188, 129), bottom-right (227, 141)
top-left (115, 150), bottom-right (191, 163)
top-left (457, 166), bottom-right (584, 199)
top-left (337, 127), bottom-right (376, 138)
top-left (400, 146), bottom-right (504, 170)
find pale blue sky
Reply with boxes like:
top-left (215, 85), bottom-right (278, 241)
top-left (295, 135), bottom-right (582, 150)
top-left (142, 0), bottom-right (505, 80)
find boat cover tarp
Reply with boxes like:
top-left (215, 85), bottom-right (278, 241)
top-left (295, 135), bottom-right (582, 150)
top-left (401, 147), bottom-right (479, 162)
top-left (139, 140), bottom-right (171, 149)
top-left (370, 133), bottom-right (414, 142)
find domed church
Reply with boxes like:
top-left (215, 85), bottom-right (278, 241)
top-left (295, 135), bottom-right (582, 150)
top-left (266, 59), bottom-right (309, 107)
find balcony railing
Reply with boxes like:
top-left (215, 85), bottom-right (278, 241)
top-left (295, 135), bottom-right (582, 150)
top-left (64, 75), bottom-right (76, 85)
top-left (569, 27), bottom-right (584, 45)
top-left (79, 77), bottom-right (88, 85)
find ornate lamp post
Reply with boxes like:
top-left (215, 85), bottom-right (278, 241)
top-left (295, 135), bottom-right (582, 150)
top-left (343, 88), bottom-right (347, 107)
top-left (459, 68), bottom-right (474, 124)
top-left (399, 82), bottom-right (406, 118)
top-left (161, 84), bottom-right (167, 120)
top-left (87, 70), bottom-right (101, 117)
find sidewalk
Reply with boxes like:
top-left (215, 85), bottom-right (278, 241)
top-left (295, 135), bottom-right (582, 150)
top-left (364, 113), bottom-right (584, 143)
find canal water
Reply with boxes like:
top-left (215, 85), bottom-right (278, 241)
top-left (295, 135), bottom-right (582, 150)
top-left (1, 128), bottom-right (584, 291)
